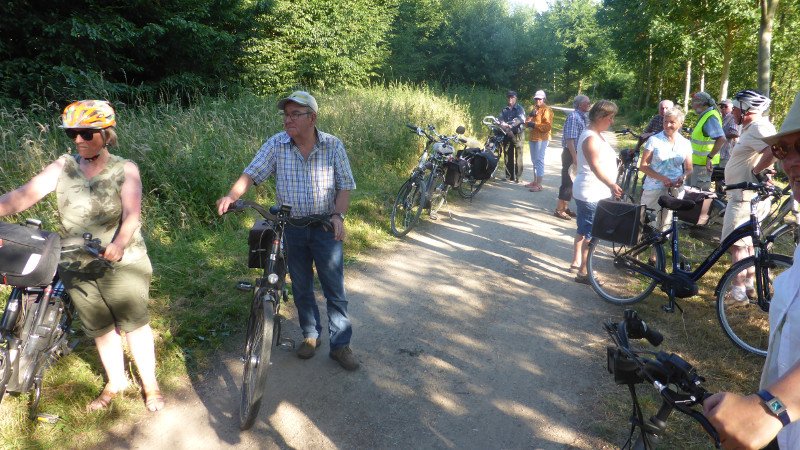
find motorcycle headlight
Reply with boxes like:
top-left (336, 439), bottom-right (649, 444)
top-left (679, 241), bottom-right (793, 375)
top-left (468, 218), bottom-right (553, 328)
top-left (267, 273), bottom-right (280, 285)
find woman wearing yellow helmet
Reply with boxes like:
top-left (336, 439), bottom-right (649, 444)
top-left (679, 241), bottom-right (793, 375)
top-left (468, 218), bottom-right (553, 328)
top-left (0, 100), bottom-right (164, 412)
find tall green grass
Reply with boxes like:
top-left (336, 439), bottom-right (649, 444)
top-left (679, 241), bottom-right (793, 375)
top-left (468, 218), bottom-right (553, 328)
top-left (0, 83), bottom-right (502, 447)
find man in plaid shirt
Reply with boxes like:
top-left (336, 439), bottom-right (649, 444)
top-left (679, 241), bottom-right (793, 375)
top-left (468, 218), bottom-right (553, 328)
top-left (555, 94), bottom-right (591, 220)
top-left (641, 99), bottom-right (675, 140)
top-left (217, 91), bottom-right (359, 371)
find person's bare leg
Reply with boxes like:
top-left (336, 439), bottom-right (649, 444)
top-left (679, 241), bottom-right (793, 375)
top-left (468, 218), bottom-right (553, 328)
top-left (87, 328), bottom-right (128, 410)
top-left (572, 234), bottom-right (584, 271)
top-left (126, 324), bottom-right (164, 411)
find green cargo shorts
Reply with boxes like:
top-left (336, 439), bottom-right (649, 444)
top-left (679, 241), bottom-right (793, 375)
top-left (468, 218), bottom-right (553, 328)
top-left (58, 257), bottom-right (153, 338)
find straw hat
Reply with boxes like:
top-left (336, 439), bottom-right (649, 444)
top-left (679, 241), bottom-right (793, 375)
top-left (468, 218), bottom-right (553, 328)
top-left (763, 92), bottom-right (800, 145)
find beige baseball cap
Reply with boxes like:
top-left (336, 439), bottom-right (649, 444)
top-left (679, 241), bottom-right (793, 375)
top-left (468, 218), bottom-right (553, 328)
top-left (277, 91), bottom-right (318, 113)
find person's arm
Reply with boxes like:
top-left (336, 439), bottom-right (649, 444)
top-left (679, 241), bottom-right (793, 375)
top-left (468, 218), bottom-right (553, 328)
top-left (103, 161), bottom-right (142, 262)
top-left (0, 159), bottom-right (64, 217)
top-left (566, 138), bottom-right (578, 163)
top-left (706, 137), bottom-right (726, 169)
top-left (583, 136), bottom-right (623, 198)
top-left (678, 156), bottom-right (692, 187)
top-left (638, 148), bottom-right (672, 187)
top-left (216, 174), bottom-right (254, 215)
top-left (330, 189), bottom-right (351, 241)
top-left (704, 361), bottom-right (800, 449)
top-left (534, 108), bottom-right (553, 134)
top-left (753, 147), bottom-right (777, 175)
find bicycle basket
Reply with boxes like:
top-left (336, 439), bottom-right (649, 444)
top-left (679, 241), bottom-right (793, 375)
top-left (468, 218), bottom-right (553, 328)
top-left (0, 222), bottom-right (60, 287)
top-left (591, 199), bottom-right (646, 246)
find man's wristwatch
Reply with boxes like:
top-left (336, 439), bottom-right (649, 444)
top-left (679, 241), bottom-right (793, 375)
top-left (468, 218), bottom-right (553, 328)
top-left (331, 212), bottom-right (345, 222)
top-left (756, 389), bottom-right (791, 426)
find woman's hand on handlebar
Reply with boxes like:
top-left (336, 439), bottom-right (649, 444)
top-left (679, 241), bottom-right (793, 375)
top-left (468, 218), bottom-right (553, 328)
top-left (703, 392), bottom-right (782, 449)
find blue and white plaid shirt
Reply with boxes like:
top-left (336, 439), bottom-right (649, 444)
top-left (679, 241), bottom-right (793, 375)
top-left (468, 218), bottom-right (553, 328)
top-left (561, 110), bottom-right (588, 149)
top-left (244, 129), bottom-right (356, 217)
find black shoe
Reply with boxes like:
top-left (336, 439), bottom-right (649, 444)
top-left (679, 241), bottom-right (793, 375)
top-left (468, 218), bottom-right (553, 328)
top-left (329, 346), bottom-right (360, 371)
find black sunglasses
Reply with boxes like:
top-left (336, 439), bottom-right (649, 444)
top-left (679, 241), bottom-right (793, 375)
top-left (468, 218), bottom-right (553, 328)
top-left (65, 129), bottom-right (100, 141)
top-left (771, 142), bottom-right (799, 161)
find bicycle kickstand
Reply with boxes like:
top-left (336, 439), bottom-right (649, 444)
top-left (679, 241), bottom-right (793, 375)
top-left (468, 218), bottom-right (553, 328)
top-left (661, 292), bottom-right (683, 314)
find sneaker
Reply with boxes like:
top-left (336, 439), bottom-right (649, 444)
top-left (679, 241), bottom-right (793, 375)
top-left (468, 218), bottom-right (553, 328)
top-left (724, 286), bottom-right (749, 306)
top-left (297, 338), bottom-right (320, 359)
top-left (329, 346), bottom-right (360, 371)
top-left (745, 280), bottom-right (757, 299)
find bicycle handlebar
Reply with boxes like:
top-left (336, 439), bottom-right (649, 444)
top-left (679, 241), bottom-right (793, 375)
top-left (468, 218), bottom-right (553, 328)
top-left (226, 200), bottom-right (332, 231)
top-left (605, 309), bottom-right (721, 448)
top-left (407, 123), bottom-right (467, 147)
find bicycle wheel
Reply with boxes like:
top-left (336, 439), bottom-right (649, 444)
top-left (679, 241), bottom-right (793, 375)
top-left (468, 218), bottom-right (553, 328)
top-left (428, 172), bottom-right (447, 216)
top-left (716, 253), bottom-right (792, 357)
top-left (587, 238), bottom-right (664, 305)
top-left (458, 176), bottom-right (486, 199)
top-left (390, 176), bottom-right (425, 237)
top-left (766, 223), bottom-right (799, 256)
top-left (239, 292), bottom-right (277, 430)
top-left (0, 346), bottom-right (10, 402)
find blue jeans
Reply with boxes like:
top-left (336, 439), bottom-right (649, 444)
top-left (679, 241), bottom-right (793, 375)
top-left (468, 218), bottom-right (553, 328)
top-left (528, 140), bottom-right (548, 177)
top-left (284, 224), bottom-right (352, 350)
top-left (574, 199), bottom-right (598, 239)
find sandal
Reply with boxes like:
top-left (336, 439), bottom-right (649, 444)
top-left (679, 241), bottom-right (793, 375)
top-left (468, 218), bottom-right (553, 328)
top-left (144, 389), bottom-right (166, 412)
top-left (553, 210), bottom-right (571, 220)
top-left (529, 184), bottom-right (543, 192)
top-left (568, 265), bottom-right (580, 273)
top-left (87, 385), bottom-right (122, 412)
top-left (564, 209), bottom-right (577, 218)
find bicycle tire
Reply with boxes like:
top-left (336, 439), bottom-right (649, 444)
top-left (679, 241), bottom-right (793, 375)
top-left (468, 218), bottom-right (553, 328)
top-left (428, 172), bottom-right (447, 215)
top-left (390, 176), bottom-right (425, 237)
top-left (457, 175), bottom-right (486, 199)
top-left (716, 253), bottom-right (792, 357)
top-left (0, 347), bottom-right (11, 403)
top-left (766, 223), bottom-right (799, 256)
top-left (587, 238), bottom-right (664, 305)
top-left (239, 292), bottom-right (277, 431)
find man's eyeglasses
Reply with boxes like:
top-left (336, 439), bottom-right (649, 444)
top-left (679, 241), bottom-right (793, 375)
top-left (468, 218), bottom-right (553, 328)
top-left (770, 141), bottom-right (799, 160)
top-left (65, 129), bottom-right (100, 141)
top-left (280, 111), bottom-right (312, 120)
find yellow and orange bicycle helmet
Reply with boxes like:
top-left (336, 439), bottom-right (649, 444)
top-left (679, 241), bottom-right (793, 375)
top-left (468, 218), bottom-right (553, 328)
top-left (60, 100), bottom-right (116, 129)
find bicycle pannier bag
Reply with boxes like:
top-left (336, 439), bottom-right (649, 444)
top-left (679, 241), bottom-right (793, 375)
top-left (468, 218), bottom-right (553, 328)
top-left (0, 222), bottom-right (61, 287)
top-left (677, 188), bottom-right (715, 226)
top-left (247, 220), bottom-right (287, 281)
top-left (468, 149), bottom-right (498, 180)
top-left (591, 199), bottom-right (646, 246)
top-left (444, 159), bottom-right (468, 187)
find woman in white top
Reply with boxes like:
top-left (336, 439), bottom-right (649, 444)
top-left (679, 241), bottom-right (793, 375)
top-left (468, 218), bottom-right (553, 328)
top-left (639, 107), bottom-right (693, 232)
top-left (571, 100), bottom-right (623, 283)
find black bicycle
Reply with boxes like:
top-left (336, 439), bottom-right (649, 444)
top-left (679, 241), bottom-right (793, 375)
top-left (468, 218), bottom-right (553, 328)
top-left (615, 128), bottom-right (645, 203)
top-left (226, 200), bottom-right (331, 430)
top-left (0, 220), bottom-right (103, 420)
top-left (587, 182), bottom-right (793, 356)
top-left (390, 124), bottom-right (466, 237)
top-left (605, 309), bottom-right (720, 449)
top-left (759, 183), bottom-right (799, 255)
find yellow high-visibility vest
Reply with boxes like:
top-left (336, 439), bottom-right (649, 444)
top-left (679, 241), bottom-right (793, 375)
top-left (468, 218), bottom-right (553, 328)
top-left (691, 108), bottom-right (722, 165)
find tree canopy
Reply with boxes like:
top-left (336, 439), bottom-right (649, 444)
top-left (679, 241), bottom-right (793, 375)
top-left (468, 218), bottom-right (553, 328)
top-left (2, 0), bottom-right (800, 119)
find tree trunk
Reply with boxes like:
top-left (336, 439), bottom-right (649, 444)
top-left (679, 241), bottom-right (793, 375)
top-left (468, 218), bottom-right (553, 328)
top-left (645, 44), bottom-right (653, 107)
top-left (758, 0), bottom-right (779, 96)
top-left (684, 58), bottom-right (692, 111)
top-left (719, 25), bottom-right (734, 100)
top-left (699, 54), bottom-right (706, 93)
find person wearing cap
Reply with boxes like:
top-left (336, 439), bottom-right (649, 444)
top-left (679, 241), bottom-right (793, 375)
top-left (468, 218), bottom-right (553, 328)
top-left (555, 94), bottom-right (591, 220)
top-left (720, 89), bottom-right (776, 304)
top-left (524, 90), bottom-right (553, 192)
top-left (216, 91), bottom-right (359, 371)
top-left (704, 91), bottom-right (800, 450)
top-left (0, 100), bottom-right (164, 412)
top-left (498, 90), bottom-right (526, 183)
top-left (688, 91), bottom-right (726, 190)
top-left (641, 99), bottom-right (675, 140)
top-left (718, 98), bottom-right (741, 169)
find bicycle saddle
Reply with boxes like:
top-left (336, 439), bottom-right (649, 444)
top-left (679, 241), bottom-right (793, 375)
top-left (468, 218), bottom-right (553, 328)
top-left (658, 195), bottom-right (696, 211)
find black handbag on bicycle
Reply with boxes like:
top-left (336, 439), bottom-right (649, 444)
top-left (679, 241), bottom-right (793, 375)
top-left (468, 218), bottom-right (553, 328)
top-left (591, 199), bottom-right (646, 246)
top-left (0, 222), bottom-right (61, 287)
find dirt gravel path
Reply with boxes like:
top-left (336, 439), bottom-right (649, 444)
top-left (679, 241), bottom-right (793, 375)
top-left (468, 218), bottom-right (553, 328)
top-left (101, 139), bottom-right (626, 449)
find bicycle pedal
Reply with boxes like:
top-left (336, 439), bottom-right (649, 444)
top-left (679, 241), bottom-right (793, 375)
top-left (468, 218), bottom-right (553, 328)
top-left (279, 337), bottom-right (295, 350)
top-left (661, 304), bottom-right (675, 313)
top-left (235, 281), bottom-right (253, 291)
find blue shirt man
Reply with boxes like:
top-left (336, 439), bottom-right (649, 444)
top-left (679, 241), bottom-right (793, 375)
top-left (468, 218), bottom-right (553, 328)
top-left (217, 91), bottom-right (359, 371)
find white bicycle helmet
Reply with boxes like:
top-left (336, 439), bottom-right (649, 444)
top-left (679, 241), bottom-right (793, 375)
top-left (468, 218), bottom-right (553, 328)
top-left (732, 89), bottom-right (771, 114)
